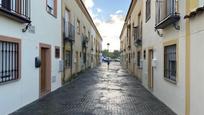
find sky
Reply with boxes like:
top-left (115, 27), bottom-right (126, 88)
top-left (82, 0), bottom-right (131, 52)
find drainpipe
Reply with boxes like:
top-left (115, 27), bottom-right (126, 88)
top-left (185, 0), bottom-right (191, 114)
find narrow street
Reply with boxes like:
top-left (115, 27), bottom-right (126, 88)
top-left (12, 63), bottom-right (175, 115)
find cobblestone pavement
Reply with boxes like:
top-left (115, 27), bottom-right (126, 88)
top-left (12, 62), bottom-right (176, 115)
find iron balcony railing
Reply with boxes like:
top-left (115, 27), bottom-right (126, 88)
top-left (155, 0), bottom-right (180, 29)
top-left (0, 0), bottom-right (31, 23)
top-left (63, 18), bottom-right (75, 41)
top-left (82, 34), bottom-right (89, 48)
top-left (134, 26), bottom-right (142, 46)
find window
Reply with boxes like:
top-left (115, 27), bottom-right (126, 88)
top-left (65, 51), bottom-right (71, 67)
top-left (47, 0), bottom-right (57, 16)
top-left (129, 53), bottom-right (131, 63)
top-left (137, 51), bottom-right (141, 67)
top-left (88, 31), bottom-right (90, 39)
top-left (64, 9), bottom-right (70, 38)
top-left (55, 47), bottom-right (60, 58)
top-left (83, 26), bottom-right (86, 34)
top-left (83, 52), bottom-right (86, 64)
top-left (127, 24), bottom-right (131, 47)
top-left (143, 50), bottom-right (146, 59)
top-left (164, 44), bottom-right (176, 82)
top-left (77, 20), bottom-right (80, 34)
top-left (146, 0), bottom-right (151, 22)
top-left (0, 38), bottom-right (20, 84)
top-left (155, 0), bottom-right (179, 29)
top-left (138, 12), bottom-right (142, 40)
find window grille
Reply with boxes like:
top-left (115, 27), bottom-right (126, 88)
top-left (164, 44), bottom-right (176, 82)
top-left (137, 51), bottom-right (141, 67)
top-left (0, 41), bottom-right (19, 83)
top-left (65, 51), bottom-right (71, 68)
top-left (55, 47), bottom-right (60, 58)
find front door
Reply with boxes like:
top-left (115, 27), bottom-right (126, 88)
top-left (75, 51), bottom-right (79, 73)
top-left (40, 44), bottom-right (51, 97)
top-left (148, 49), bottom-right (154, 90)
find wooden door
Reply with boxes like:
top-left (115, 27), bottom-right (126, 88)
top-left (148, 49), bottom-right (154, 89)
top-left (75, 51), bottom-right (79, 73)
top-left (40, 44), bottom-right (51, 97)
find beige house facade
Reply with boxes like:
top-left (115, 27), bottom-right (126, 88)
top-left (120, 0), bottom-right (204, 115)
top-left (61, 0), bottom-right (102, 83)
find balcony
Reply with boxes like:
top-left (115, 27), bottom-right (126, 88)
top-left (82, 34), bottom-right (89, 48)
top-left (63, 18), bottom-right (75, 42)
top-left (0, 0), bottom-right (31, 23)
top-left (134, 26), bottom-right (142, 47)
top-left (155, 0), bottom-right (180, 29)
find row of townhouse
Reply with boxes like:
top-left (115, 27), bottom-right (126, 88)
top-left (0, 0), bottom-right (102, 114)
top-left (120, 0), bottom-right (204, 115)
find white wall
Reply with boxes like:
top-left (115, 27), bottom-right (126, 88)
top-left (142, 0), bottom-right (186, 114)
top-left (0, 0), bottom-right (62, 114)
top-left (190, 13), bottom-right (204, 115)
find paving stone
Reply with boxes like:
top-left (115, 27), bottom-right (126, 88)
top-left (12, 63), bottom-right (176, 115)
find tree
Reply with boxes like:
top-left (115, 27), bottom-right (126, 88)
top-left (102, 50), bottom-right (120, 59)
top-left (112, 50), bottom-right (120, 59)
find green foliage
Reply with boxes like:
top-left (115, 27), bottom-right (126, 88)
top-left (102, 50), bottom-right (120, 59)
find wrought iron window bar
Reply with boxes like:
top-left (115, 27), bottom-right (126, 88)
top-left (0, 41), bottom-right (19, 83)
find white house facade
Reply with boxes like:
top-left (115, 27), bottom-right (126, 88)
top-left (0, 0), bottom-right (62, 114)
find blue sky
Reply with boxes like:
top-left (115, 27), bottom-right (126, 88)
top-left (83, 0), bottom-right (131, 51)
top-left (92, 0), bottom-right (131, 20)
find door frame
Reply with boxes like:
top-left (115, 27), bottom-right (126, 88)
top-left (148, 48), bottom-right (154, 90)
top-left (39, 43), bottom-right (51, 97)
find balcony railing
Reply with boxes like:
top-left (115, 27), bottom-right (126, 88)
top-left (63, 18), bottom-right (75, 41)
top-left (0, 0), bottom-right (31, 23)
top-left (134, 26), bottom-right (142, 46)
top-left (82, 34), bottom-right (89, 48)
top-left (155, 0), bottom-right (180, 29)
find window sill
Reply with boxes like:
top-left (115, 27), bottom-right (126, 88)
top-left (0, 78), bottom-right (21, 86)
top-left (47, 10), bottom-right (57, 18)
top-left (164, 77), bottom-right (177, 85)
top-left (0, 7), bottom-right (31, 23)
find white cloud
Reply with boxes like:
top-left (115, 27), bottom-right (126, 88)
top-left (96, 8), bottom-right (102, 13)
top-left (115, 10), bottom-right (123, 14)
top-left (82, 0), bottom-right (96, 18)
top-left (97, 13), bottom-right (125, 52)
top-left (82, 0), bottom-right (125, 51)
top-left (83, 0), bottom-right (94, 9)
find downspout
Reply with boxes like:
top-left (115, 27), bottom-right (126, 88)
top-left (185, 0), bottom-right (191, 115)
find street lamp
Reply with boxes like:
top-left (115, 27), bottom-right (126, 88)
top-left (107, 43), bottom-right (110, 52)
top-left (107, 43), bottom-right (110, 58)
